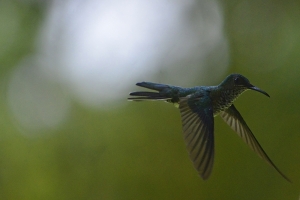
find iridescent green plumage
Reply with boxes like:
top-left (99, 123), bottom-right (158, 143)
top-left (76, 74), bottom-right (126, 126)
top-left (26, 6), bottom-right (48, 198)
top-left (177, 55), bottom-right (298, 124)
top-left (129, 74), bottom-right (290, 182)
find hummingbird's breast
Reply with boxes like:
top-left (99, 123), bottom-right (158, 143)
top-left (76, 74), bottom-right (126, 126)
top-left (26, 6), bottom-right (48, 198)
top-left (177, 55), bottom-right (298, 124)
top-left (212, 88), bottom-right (246, 116)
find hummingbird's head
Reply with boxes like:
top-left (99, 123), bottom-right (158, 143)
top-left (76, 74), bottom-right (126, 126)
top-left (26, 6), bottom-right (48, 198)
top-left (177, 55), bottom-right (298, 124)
top-left (220, 74), bottom-right (270, 97)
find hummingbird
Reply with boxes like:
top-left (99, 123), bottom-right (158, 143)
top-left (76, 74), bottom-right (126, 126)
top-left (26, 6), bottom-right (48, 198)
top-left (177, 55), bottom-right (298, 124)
top-left (128, 74), bottom-right (290, 181)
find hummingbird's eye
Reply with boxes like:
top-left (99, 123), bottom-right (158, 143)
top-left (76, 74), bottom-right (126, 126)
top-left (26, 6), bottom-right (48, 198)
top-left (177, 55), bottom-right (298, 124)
top-left (234, 77), bottom-right (242, 85)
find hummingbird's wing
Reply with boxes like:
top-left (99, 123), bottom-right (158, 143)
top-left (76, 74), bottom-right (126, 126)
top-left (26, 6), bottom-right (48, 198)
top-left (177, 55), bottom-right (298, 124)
top-left (220, 104), bottom-right (290, 182)
top-left (179, 95), bottom-right (214, 180)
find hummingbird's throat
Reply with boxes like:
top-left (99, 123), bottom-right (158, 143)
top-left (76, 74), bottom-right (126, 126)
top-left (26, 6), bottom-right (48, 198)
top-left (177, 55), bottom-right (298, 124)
top-left (213, 88), bottom-right (247, 115)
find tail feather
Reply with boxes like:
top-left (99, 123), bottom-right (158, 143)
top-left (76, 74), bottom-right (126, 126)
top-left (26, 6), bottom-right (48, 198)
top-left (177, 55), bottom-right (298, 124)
top-left (136, 82), bottom-right (169, 91)
top-left (128, 82), bottom-right (170, 101)
top-left (129, 91), bottom-right (161, 97)
top-left (128, 96), bottom-right (168, 101)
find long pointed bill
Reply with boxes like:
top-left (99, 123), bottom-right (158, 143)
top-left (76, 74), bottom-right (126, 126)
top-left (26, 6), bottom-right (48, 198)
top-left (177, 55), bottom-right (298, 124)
top-left (249, 85), bottom-right (270, 97)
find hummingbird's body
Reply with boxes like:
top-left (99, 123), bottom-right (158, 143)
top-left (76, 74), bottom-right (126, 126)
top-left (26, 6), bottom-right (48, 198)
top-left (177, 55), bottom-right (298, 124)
top-left (128, 74), bottom-right (290, 181)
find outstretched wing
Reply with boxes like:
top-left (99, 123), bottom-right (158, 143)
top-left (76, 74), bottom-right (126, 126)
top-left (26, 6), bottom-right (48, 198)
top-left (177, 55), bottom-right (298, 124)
top-left (179, 95), bottom-right (214, 180)
top-left (220, 104), bottom-right (290, 182)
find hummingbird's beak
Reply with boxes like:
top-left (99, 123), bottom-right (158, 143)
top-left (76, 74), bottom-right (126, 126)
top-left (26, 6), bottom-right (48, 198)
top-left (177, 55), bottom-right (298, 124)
top-left (248, 85), bottom-right (270, 97)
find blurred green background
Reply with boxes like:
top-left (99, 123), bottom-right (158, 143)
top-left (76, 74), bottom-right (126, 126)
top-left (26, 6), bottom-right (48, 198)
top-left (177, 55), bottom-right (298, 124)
top-left (0, 0), bottom-right (300, 199)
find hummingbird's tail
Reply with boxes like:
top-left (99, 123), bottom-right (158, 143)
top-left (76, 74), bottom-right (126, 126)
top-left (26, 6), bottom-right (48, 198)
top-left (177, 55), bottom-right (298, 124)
top-left (128, 82), bottom-right (171, 101)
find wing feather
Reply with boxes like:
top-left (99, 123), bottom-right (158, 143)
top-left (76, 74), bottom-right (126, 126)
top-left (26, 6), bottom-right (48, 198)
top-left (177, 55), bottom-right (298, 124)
top-left (220, 105), bottom-right (290, 182)
top-left (179, 96), bottom-right (214, 180)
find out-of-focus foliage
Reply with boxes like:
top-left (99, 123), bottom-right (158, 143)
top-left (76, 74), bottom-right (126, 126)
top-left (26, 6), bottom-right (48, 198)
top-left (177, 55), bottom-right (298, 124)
top-left (0, 0), bottom-right (299, 199)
